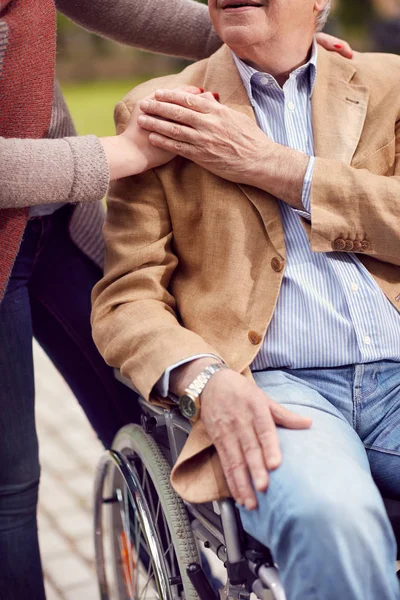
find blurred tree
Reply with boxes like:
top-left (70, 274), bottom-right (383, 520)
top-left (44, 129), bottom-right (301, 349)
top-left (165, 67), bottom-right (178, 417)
top-left (57, 12), bottom-right (109, 58)
top-left (336, 0), bottom-right (375, 27)
top-left (371, 0), bottom-right (400, 52)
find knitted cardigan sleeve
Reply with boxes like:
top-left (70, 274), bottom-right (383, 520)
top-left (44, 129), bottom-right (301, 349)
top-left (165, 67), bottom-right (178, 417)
top-left (56, 0), bottom-right (222, 60)
top-left (0, 135), bottom-right (109, 208)
top-left (0, 0), bottom-right (221, 209)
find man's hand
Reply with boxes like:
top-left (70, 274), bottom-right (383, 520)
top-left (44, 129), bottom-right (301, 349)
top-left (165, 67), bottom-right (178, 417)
top-left (201, 369), bottom-right (311, 509)
top-left (137, 90), bottom-right (309, 209)
top-left (170, 359), bottom-right (312, 510)
top-left (138, 91), bottom-right (275, 182)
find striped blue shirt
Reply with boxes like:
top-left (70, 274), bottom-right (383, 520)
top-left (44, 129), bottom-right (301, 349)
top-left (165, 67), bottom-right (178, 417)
top-left (233, 42), bottom-right (400, 370)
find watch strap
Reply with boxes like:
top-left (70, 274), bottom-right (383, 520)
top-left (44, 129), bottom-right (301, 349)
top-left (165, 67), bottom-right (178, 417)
top-left (179, 362), bottom-right (227, 421)
top-left (186, 363), bottom-right (227, 397)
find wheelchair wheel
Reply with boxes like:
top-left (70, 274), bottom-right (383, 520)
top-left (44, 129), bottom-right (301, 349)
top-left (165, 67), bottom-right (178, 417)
top-left (94, 424), bottom-right (200, 600)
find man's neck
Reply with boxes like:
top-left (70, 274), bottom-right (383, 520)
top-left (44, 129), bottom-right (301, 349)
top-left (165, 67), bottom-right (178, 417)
top-left (233, 37), bottom-right (314, 87)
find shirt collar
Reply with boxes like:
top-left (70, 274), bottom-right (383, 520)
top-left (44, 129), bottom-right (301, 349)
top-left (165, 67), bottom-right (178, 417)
top-left (232, 37), bottom-right (318, 101)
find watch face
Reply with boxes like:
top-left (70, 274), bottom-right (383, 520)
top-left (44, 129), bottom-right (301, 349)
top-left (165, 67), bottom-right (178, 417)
top-left (179, 394), bottom-right (198, 420)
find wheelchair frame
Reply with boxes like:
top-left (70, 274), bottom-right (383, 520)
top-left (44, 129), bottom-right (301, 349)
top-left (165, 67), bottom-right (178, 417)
top-left (94, 391), bottom-right (286, 600)
top-left (94, 373), bottom-right (400, 600)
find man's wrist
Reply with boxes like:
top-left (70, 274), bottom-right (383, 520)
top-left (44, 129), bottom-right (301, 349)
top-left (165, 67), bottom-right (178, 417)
top-left (170, 357), bottom-right (223, 397)
top-left (251, 143), bottom-right (309, 210)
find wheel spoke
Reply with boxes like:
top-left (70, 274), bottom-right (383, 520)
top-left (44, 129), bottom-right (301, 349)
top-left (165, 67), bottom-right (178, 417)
top-left (124, 485), bottom-right (137, 598)
top-left (161, 511), bottom-right (175, 578)
top-left (142, 467), bottom-right (175, 591)
top-left (163, 541), bottom-right (174, 562)
top-left (140, 558), bottom-right (156, 600)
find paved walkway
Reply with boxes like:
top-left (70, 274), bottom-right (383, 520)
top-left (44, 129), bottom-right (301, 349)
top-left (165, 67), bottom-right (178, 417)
top-left (35, 341), bottom-right (102, 600)
top-left (34, 342), bottom-right (227, 600)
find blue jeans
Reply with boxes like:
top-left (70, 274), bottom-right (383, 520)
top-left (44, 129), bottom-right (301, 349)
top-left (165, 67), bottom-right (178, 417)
top-left (0, 206), bottom-right (140, 600)
top-left (239, 364), bottom-right (400, 600)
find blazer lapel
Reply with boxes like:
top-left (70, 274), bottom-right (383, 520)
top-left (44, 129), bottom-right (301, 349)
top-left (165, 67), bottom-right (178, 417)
top-left (312, 47), bottom-right (369, 164)
top-left (203, 46), bottom-right (286, 259)
top-left (200, 46), bottom-right (370, 258)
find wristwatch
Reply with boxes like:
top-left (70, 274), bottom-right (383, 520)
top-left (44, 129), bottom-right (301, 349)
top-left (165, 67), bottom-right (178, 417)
top-left (179, 363), bottom-right (227, 423)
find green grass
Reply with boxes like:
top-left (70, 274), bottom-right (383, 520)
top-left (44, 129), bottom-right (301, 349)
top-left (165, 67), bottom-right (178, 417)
top-left (61, 78), bottom-right (147, 137)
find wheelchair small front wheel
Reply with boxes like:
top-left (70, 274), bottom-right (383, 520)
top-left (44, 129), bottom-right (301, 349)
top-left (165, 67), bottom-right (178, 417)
top-left (94, 424), bottom-right (200, 600)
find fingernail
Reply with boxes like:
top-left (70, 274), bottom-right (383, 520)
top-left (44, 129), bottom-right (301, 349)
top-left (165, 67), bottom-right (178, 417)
top-left (267, 455), bottom-right (281, 470)
top-left (334, 44), bottom-right (342, 49)
top-left (213, 92), bottom-right (220, 101)
top-left (141, 100), bottom-right (150, 110)
top-left (198, 87), bottom-right (205, 93)
top-left (245, 498), bottom-right (256, 511)
top-left (155, 89), bottom-right (164, 98)
top-left (255, 478), bottom-right (267, 491)
top-left (137, 114), bottom-right (146, 124)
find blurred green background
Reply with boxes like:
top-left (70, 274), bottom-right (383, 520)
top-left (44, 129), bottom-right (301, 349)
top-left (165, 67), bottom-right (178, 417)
top-left (62, 80), bottom-right (143, 138)
top-left (59, 0), bottom-right (400, 138)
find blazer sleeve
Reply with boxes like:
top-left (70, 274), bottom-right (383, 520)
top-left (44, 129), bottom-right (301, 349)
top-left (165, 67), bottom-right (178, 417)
top-left (91, 102), bottom-right (221, 400)
top-left (309, 119), bottom-right (400, 267)
top-left (56, 0), bottom-right (222, 61)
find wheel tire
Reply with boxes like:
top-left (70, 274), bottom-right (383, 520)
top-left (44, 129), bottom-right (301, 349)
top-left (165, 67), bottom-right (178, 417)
top-left (111, 424), bottom-right (200, 600)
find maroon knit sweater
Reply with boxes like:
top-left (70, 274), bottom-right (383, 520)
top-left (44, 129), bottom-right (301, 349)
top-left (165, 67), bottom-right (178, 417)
top-left (0, 0), bottom-right (56, 300)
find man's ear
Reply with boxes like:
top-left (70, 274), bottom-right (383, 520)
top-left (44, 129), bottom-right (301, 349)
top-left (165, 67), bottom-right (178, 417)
top-left (314, 0), bottom-right (329, 12)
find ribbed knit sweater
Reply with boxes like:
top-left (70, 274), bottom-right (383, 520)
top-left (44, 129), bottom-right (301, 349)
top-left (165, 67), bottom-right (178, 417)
top-left (0, 0), bottom-right (221, 298)
top-left (0, 0), bottom-right (221, 211)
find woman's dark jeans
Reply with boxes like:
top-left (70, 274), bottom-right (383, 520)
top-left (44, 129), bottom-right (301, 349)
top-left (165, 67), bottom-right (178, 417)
top-left (0, 206), bottom-right (140, 600)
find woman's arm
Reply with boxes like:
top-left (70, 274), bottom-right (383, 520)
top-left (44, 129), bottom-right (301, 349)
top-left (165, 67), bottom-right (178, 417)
top-left (0, 130), bottom-right (167, 209)
top-left (56, 0), bottom-right (222, 61)
top-left (0, 135), bottom-right (109, 209)
top-left (0, 84), bottom-right (202, 209)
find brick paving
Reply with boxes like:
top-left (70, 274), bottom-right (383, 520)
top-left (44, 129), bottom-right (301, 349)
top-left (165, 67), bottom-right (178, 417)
top-left (34, 340), bottom-right (102, 600)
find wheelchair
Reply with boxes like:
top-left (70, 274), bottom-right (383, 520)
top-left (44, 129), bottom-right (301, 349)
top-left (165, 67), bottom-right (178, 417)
top-left (94, 373), bottom-right (400, 600)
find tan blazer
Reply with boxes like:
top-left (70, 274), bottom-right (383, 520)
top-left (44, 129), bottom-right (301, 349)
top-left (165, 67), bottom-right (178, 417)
top-left (92, 45), bottom-right (400, 503)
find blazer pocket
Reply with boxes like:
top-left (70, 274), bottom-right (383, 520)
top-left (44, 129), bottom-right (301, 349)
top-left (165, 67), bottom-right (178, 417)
top-left (353, 137), bottom-right (396, 176)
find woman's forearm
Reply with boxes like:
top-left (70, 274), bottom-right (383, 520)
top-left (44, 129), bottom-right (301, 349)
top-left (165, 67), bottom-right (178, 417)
top-left (0, 136), bottom-right (109, 209)
top-left (56, 0), bottom-right (222, 61)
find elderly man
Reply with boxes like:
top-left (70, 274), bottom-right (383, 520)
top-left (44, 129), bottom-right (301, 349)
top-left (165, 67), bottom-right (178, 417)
top-left (92, 0), bottom-right (400, 598)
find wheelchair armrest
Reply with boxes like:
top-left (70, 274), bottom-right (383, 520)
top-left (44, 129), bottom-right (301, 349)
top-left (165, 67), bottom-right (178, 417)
top-left (114, 368), bottom-right (141, 395)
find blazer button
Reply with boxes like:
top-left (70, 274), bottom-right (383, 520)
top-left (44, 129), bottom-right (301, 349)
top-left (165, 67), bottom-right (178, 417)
top-left (360, 240), bottom-right (370, 252)
top-left (353, 240), bottom-right (362, 251)
top-left (271, 257), bottom-right (284, 272)
top-left (345, 239), bottom-right (354, 251)
top-left (248, 331), bottom-right (262, 345)
top-left (332, 238), bottom-right (346, 251)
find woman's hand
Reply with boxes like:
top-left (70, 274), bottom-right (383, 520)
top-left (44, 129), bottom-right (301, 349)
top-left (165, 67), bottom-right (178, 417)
top-left (315, 32), bottom-right (353, 59)
top-left (101, 86), bottom-right (205, 181)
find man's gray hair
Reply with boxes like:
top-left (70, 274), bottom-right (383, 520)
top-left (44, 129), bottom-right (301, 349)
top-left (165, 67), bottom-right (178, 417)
top-left (316, 0), bottom-right (331, 32)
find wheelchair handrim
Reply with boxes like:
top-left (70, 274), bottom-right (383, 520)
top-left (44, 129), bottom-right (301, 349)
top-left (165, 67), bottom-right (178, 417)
top-left (94, 450), bottom-right (177, 600)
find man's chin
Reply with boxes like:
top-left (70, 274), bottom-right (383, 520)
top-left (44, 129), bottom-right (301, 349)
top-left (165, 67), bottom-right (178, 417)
top-left (221, 26), bottom-right (264, 51)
